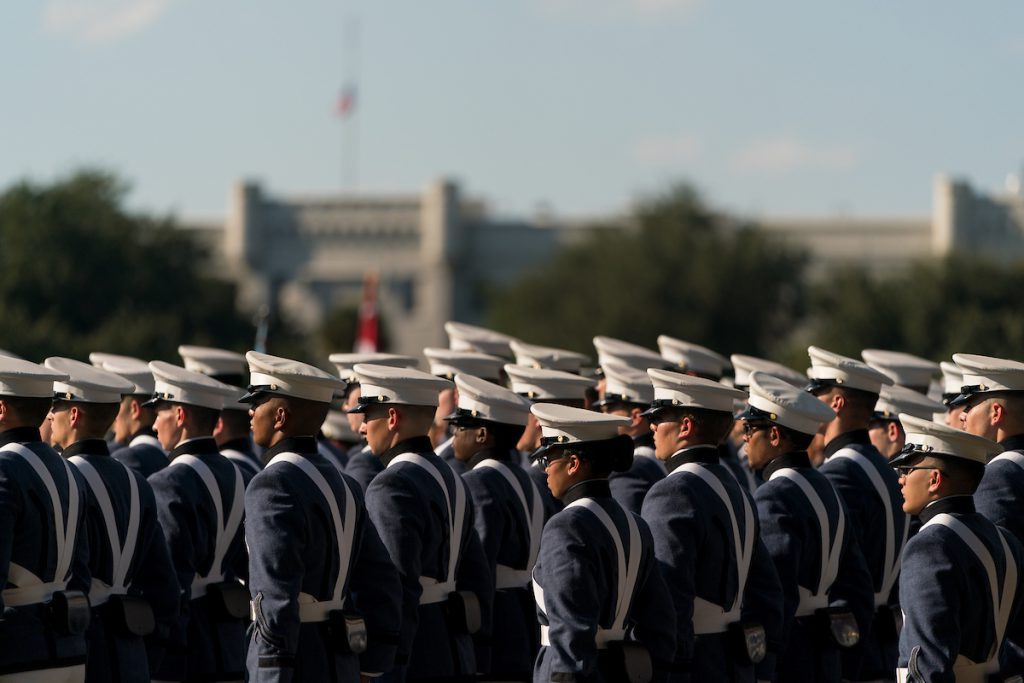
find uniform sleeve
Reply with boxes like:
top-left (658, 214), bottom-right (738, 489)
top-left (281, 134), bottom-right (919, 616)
top-left (742, 533), bottom-right (785, 683)
top-left (455, 484), bottom-right (495, 674)
top-left (0, 459), bottom-right (21, 612)
top-left (754, 484), bottom-right (803, 657)
top-left (463, 471), bottom-right (505, 572)
top-left (829, 501), bottom-right (876, 664)
top-left (640, 480), bottom-right (699, 681)
top-left (897, 532), bottom-right (961, 683)
top-left (628, 518), bottom-right (678, 683)
top-left (365, 469), bottom-right (427, 667)
top-left (245, 469), bottom-right (307, 683)
top-left (975, 460), bottom-right (1024, 541)
top-left (344, 474), bottom-right (402, 677)
top-left (345, 453), bottom-right (380, 495)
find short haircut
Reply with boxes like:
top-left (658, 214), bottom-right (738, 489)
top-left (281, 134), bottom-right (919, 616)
top-left (662, 407), bottom-right (734, 445)
top-left (837, 386), bottom-right (878, 419)
top-left (63, 401), bottom-right (120, 437)
top-left (181, 404), bottom-right (221, 433)
top-left (219, 408), bottom-right (252, 435)
top-left (778, 424), bottom-right (815, 451)
top-left (483, 420), bottom-right (526, 452)
top-left (2, 396), bottom-right (53, 426)
top-left (280, 396), bottom-right (331, 432)
top-left (931, 454), bottom-right (985, 492)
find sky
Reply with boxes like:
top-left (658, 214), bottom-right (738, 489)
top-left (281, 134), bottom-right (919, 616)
top-left (3, 1), bottom-right (1024, 223)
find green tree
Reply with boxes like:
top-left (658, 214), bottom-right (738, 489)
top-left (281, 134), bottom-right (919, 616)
top-left (485, 183), bottom-right (809, 359)
top-left (0, 169), bottom-right (253, 361)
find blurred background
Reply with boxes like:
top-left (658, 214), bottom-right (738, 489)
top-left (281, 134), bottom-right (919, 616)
top-left (2, 1), bottom-right (1024, 367)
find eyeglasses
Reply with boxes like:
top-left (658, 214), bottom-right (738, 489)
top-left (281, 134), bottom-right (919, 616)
top-left (647, 412), bottom-right (680, 426)
top-left (895, 465), bottom-right (941, 478)
top-left (535, 452), bottom-right (569, 469)
top-left (742, 422), bottom-right (771, 437)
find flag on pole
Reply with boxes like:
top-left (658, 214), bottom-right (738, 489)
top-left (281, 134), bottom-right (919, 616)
top-left (337, 84), bottom-right (357, 119)
top-left (354, 270), bottom-right (379, 352)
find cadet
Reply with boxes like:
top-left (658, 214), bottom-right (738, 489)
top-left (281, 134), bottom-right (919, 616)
top-left (952, 353), bottom-right (1024, 674)
top-left (45, 357), bottom-right (180, 682)
top-left (242, 352), bottom-right (402, 681)
top-left (423, 347), bottom-right (506, 475)
top-left (641, 370), bottom-right (783, 683)
top-left (938, 361), bottom-right (966, 428)
top-left (860, 349), bottom-right (939, 395)
top-left (178, 345), bottom-right (262, 481)
top-left (893, 414), bottom-right (1024, 682)
top-left (350, 363), bottom-right (493, 682)
top-left (741, 372), bottom-right (874, 683)
top-left (868, 384), bottom-right (944, 460)
top-left (0, 357), bottom-right (90, 683)
top-left (145, 362), bottom-right (249, 683)
top-left (807, 346), bottom-right (907, 681)
top-left (594, 361), bottom-right (665, 514)
top-left (530, 403), bottom-right (676, 682)
top-left (445, 373), bottom-right (543, 682)
top-left (329, 352), bottom-right (419, 493)
top-left (91, 353), bottom-right (168, 478)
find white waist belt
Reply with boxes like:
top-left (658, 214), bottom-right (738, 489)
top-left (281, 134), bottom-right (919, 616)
top-left (692, 597), bottom-right (740, 635)
top-left (495, 564), bottom-right (531, 590)
top-left (191, 574), bottom-right (224, 600)
top-left (249, 592), bottom-right (346, 624)
top-left (794, 586), bottom-right (829, 618)
top-left (419, 577), bottom-right (455, 605)
top-left (2, 580), bottom-right (66, 607)
top-left (89, 579), bottom-right (129, 607)
top-left (540, 624), bottom-right (626, 650)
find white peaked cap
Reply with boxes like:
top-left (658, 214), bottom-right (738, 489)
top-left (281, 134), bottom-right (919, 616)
top-left (178, 345), bottom-right (247, 377)
top-left (952, 353), bottom-right (1024, 396)
top-left (745, 371), bottom-right (836, 435)
top-left (592, 336), bottom-right (666, 371)
top-left (89, 352), bottom-right (155, 395)
top-left (896, 413), bottom-right (1001, 466)
top-left (46, 357), bottom-right (135, 403)
top-left (504, 364), bottom-right (594, 401)
top-left (444, 321), bottom-right (517, 357)
top-left (510, 340), bottom-right (589, 373)
top-left (861, 349), bottom-right (939, 390)
top-left (423, 348), bottom-right (505, 382)
top-left (451, 373), bottom-right (532, 426)
top-left (328, 353), bottom-right (419, 383)
top-left (147, 361), bottom-right (240, 411)
top-left (0, 356), bottom-right (68, 398)
top-left (874, 384), bottom-right (945, 422)
top-left (531, 402), bottom-right (628, 446)
top-left (599, 361), bottom-right (654, 406)
top-left (348, 363), bottom-right (452, 411)
top-left (940, 361), bottom-right (964, 397)
top-left (246, 351), bottom-right (346, 404)
top-left (807, 345), bottom-right (893, 394)
top-left (730, 354), bottom-right (806, 389)
top-left (657, 335), bottom-right (729, 378)
top-left (646, 368), bottom-right (746, 413)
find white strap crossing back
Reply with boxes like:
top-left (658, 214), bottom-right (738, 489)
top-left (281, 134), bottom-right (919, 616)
top-left (992, 449), bottom-right (1024, 471)
top-left (922, 512), bottom-right (1017, 670)
top-left (389, 452), bottom-right (466, 605)
top-left (221, 448), bottom-right (259, 478)
top-left (475, 459), bottom-right (543, 589)
top-left (172, 454), bottom-right (244, 598)
top-left (434, 436), bottom-right (454, 455)
top-left (68, 456), bottom-right (140, 605)
top-left (769, 467), bottom-right (845, 616)
top-left (1, 443), bottom-right (80, 607)
top-left (670, 462), bottom-right (755, 633)
top-left (268, 452), bottom-right (357, 622)
top-left (129, 433), bottom-right (164, 451)
top-left (833, 448), bottom-right (909, 607)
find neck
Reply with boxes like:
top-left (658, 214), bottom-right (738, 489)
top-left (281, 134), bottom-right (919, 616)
top-left (824, 416), bottom-right (867, 444)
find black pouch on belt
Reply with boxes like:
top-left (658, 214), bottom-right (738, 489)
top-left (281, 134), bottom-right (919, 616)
top-left (815, 606), bottom-right (860, 648)
top-left (598, 641), bottom-right (653, 683)
top-left (873, 604), bottom-right (903, 642)
top-left (443, 591), bottom-right (481, 635)
top-left (206, 581), bottom-right (250, 621)
top-left (105, 594), bottom-right (156, 637)
top-left (327, 609), bottom-right (368, 654)
top-left (49, 590), bottom-right (91, 635)
top-left (728, 621), bottom-right (767, 664)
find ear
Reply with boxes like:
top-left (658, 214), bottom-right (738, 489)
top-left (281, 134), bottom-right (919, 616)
top-left (273, 404), bottom-right (288, 430)
top-left (629, 407), bottom-right (644, 428)
top-left (387, 407), bottom-right (400, 431)
top-left (929, 468), bottom-right (944, 494)
top-left (174, 405), bottom-right (187, 428)
top-left (69, 405), bottom-right (82, 428)
top-left (130, 398), bottom-right (143, 420)
top-left (678, 416), bottom-right (694, 440)
top-left (475, 426), bottom-right (489, 444)
top-left (830, 392), bottom-right (846, 413)
top-left (768, 425), bottom-right (783, 447)
top-left (991, 401), bottom-right (1005, 426)
top-left (887, 421), bottom-right (901, 443)
top-left (566, 453), bottom-right (582, 476)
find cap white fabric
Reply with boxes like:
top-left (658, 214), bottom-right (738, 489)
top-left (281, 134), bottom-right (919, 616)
top-left (940, 361), bottom-right (964, 397)
top-left (899, 413), bottom-right (1000, 465)
top-left (509, 340), bottom-right (589, 373)
top-left (452, 373), bottom-right (531, 426)
top-left (747, 371), bottom-right (836, 435)
top-left (874, 384), bottom-right (945, 421)
top-left (647, 368), bottom-right (746, 413)
top-left (178, 345), bottom-right (247, 377)
top-left (246, 351), bottom-right (346, 403)
top-left (599, 361), bottom-right (654, 405)
top-left (807, 345), bottom-right (894, 394)
top-left (657, 336), bottom-right (729, 378)
top-left (0, 356), bottom-right (68, 398)
top-left (328, 353), bottom-right (419, 384)
top-left (423, 348), bottom-right (504, 381)
top-left (0, 349), bottom-right (21, 359)
top-left (861, 349), bottom-right (939, 390)
top-left (89, 352), bottom-right (155, 395)
top-left (504, 364), bottom-right (594, 401)
top-left (592, 336), bottom-right (666, 371)
top-left (45, 357), bottom-right (135, 403)
top-left (730, 354), bottom-right (806, 389)
top-left (952, 353), bottom-right (1024, 394)
top-left (321, 410), bottom-right (359, 442)
top-left (351, 363), bottom-right (452, 409)
top-left (148, 361), bottom-right (240, 410)
top-left (444, 321), bottom-right (517, 358)
top-left (531, 403), bottom-right (628, 446)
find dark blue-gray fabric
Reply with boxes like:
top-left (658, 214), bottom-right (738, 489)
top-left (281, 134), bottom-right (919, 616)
top-left (343, 443), bottom-right (383, 494)
top-left (533, 478), bottom-right (677, 683)
top-left (111, 429), bottom-right (168, 479)
top-left (245, 436), bottom-right (402, 683)
top-left (641, 445), bottom-right (784, 683)
top-left (607, 434), bottom-right (665, 515)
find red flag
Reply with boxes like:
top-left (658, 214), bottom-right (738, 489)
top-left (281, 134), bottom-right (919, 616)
top-left (354, 271), bottom-right (379, 352)
top-left (336, 85), bottom-right (357, 119)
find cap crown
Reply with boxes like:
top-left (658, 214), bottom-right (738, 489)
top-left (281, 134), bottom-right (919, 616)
top-left (952, 353), bottom-right (1024, 394)
top-left (178, 345), bottom-right (247, 377)
top-left (730, 354), bottom-right (805, 388)
top-left (531, 402), bottom-right (628, 445)
top-left (592, 336), bottom-right (665, 371)
top-left (328, 352), bottom-right (419, 383)
top-left (899, 413), bottom-right (1000, 465)
top-left (89, 352), bottom-right (154, 395)
top-left (657, 335), bottom-right (729, 378)
top-left (453, 373), bottom-right (531, 426)
top-left (0, 356), bottom-right (68, 398)
top-left (148, 361), bottom-right (239, 410)
top-left (352, 363), bottom-right (452, 407)
top-left (861, 349), bottom-right (938, 389)
top-left (601, 361), bottom-right (654, 405)
top-left (423, 348), bottom-right (504, 381)
top-left (504, 364), bottom-right (594, 401)
top-left (939, 361), bottom-right (964, 396)
top-left (748, 371), bottom-right (836, 434)
top-left (807, 345), bottom-right (893, 394)
top-left (46, 357), bottom-right (134, 403)
top-left (647, 368), bottom-right (744, 412)
top-left (874, 384), bottom-right (945, 421)
top-left (247, 351), bottom-right (346, 403)
top-left (509, 340), bottom-right (589, 373)
top-left (444, 321), bottom-right (516, 357)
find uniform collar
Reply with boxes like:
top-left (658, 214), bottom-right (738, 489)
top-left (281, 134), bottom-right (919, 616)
top-left (761, 450), bottom-right (812, 480)
top-left (170, 436), bottom-right (219, 459)
top-left (62, 439), bottom-right (110, 459)
top-left (919, 494), bottom-right (976, 525)
top-left (823, 429), bottom-right (871, 459)
top-left (999, 434), bottom-right (1024, 453)
top-left (263, 435), bottom-right (317, 460)
top-left (666, 445), bottom-right (719, 473)
top-left (633, 432), bottom-right (654, 449)
top-left (0, 426), bottom-right (42, 446)
top-left (468, 446), bottom-right (509, 469)
top-left (381, 435), bottom-right (434, 467)
top-left (130, 426), bottom-right (157, 441)
top-left (220, 436), bottom-right (254, 454)
top-left (562, 478), bottom-right (612, 505)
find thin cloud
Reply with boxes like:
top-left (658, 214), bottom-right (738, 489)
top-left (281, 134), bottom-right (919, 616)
top-left (43, 0), bottom-right (172, 44)
top-left (632, 134), bottom-right (700, 165)
top-left (733, 137), bottom-right (860, 175)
